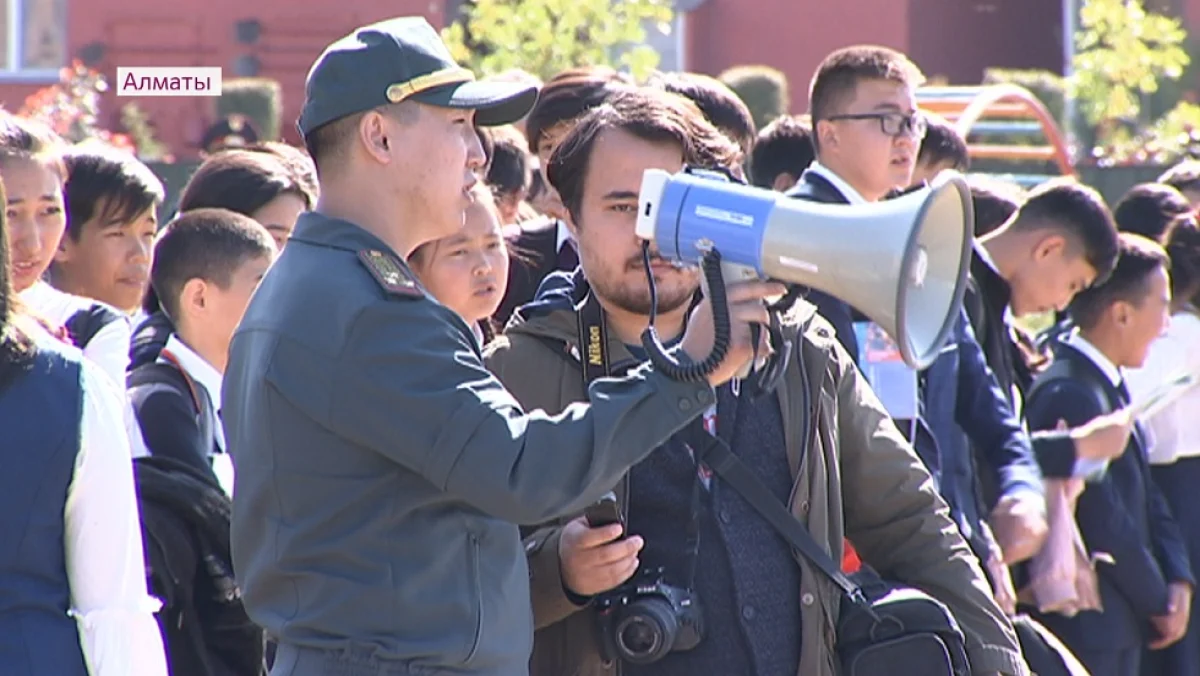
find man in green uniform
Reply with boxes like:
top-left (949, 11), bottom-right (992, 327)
top-left (221, 16), bottom-right (781, 676)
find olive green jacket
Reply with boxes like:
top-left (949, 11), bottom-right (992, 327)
top-left (484, 299), bottom-right (1029, 676)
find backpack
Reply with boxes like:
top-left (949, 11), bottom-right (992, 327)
top-left (135, 454), bottom-right (265, 676)
top-left (64, 302), bottom-right (124, 349)
top-left (129, 311), bottom-right (174, 371)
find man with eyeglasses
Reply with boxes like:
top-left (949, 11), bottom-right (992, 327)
top-left (785, 45), bottom-right (1048, 629)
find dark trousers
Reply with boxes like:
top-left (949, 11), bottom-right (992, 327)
top-left (1075, 647), bottom-right (1140, 676)
top-left (1147, 459), bottom-right (1200, 676)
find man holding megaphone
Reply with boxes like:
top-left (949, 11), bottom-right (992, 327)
top-left (486, 86), bottom-right (1027, 676)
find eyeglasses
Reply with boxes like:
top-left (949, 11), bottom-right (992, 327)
top-left (825, 111), bottom-right (928, 139)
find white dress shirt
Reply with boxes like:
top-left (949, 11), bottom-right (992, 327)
top-left (1126, 311), bottom-right (1200, 464)
top-left (130, 309), bottom-right (150, 331)
top-left (805, 162), bottom-right (869, 205)
top-left (555, 219), bottom-right (574, 255)
top-left (160, 334), bottom-right (234, 496)
top-left (69, 356), bottom-right (169, 675)
top-left (21, 281), bottom-right (151, 459)
top-left (1064, 331), bottom-right (1124, 477)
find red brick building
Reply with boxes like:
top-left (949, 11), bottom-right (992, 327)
top-left (0, 0), bottom-right (437, 155)
top-left (2, 0), bottom-right (1199, 158)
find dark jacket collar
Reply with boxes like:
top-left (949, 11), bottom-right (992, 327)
top-left (971, 242), bottom-right (1012, 322)
top-left (289, 211), bottom-right (399, 257)
top-left (1049, 339), bottom-right (1124, 401)
top-left (785, 169), bottom-right (850, 204)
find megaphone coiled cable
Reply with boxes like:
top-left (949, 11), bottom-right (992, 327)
top-left (639, 241), bottom-right (731, 383)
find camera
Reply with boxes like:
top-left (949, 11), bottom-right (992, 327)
top-left (595, 566), bottom-right (704, 665)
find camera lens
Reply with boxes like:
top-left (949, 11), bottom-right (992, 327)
top-left (614, 598), bottom-right (678, 665)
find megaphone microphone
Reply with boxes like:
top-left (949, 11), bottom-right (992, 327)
top-left (635, 167), bottom-right (974, 372)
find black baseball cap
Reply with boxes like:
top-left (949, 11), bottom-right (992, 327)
top-left (298, 17), bottom-right (539, 139)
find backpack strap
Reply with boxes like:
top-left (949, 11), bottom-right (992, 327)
top-left (64, 303), bottom-right (124, 349)
top-left (1029, 352), bottom-right (1109, 416)
top-left (127, 358), bottom-right (218, 462)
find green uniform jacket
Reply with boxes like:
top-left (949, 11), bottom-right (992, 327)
top-left (484, 297), bottom-right (1030, 676)
top-left (222, 212), bottom-right (716, 676)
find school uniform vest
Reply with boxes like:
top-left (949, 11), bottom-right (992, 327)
top-left (0, 337), bottom-right (89, 675)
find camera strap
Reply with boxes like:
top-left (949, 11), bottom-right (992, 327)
top-left (576, 290), bottom-right (612, 383)
top-left (677, 422), bottom-right (865, 604)
top-left (575, 291), bottom-right (708, 592)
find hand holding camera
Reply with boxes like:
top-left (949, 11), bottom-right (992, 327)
top-left (571, 492), bottom-right (706, 665)
top-left (559, 516), bottom-right (643, 598)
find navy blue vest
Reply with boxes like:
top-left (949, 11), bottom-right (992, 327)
top-left (0, 336), bottom-right (89, 675)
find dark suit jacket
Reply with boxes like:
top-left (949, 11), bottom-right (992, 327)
top-left (1025, 341), bottom-right (1194, 652)
top-left (496, 218), bottom-right (569, 326)
top-left (925, 311), bottom-right (1041, 560)
top-left (786, 170), bottom-right (1040, 562)
top-left (964, 246), bottom-right (1080, 479)
top-left (127, 359), bottom-right (222, 485)
top-left (129, 311), bottom-right (173, 371)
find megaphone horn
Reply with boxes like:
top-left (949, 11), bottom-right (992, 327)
top-left (635, 167), bottom-right (974, 370)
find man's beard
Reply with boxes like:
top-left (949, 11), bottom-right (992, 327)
top-left (591, 268), bottom-right (697, 317)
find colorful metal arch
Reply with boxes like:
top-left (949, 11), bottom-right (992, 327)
top-left (916, 84), bottom-right (1075, 180)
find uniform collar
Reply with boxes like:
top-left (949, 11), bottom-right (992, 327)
top-left (1064, 330), bottom-right (1123, 387)
top-left (971, 242), bottom-right (1012, 317)
top-left (289, 211), bottom-right (404, 257)
top-left (806, 162), bottom-right (869, 205)
top-left (161, 333), bottom-right (225, 411)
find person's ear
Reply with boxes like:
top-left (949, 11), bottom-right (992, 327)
top-left (1112, 299), bottom-right (1134, 328)
top-left (816, 119), bottom-right (839, 153)
top-left (53, 233), bottom-right (75, 263)
top-left (179, 278), bottom-right (209, 318)
top-left (771, 172), bottom-right (798, 193)
top-left (1031, 234), bottom-right (1067, 263)
top-left (359, 111), bottom-right (392, 164)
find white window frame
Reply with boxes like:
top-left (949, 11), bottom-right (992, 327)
top-left (0, 0), bottom-right (66, 81)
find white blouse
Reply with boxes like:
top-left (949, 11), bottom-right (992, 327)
top-left (20, 281), bottom-right (131, 384)
top-left (1126, 311), bottom-right (1200, 464)
top-left (21, 281), bottom-right (150, 459)
top-left (69, 358), bottom-right (169, 675)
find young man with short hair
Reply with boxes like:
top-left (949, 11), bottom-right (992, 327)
top-left (786, 45), bottom-right (1047, 571)
top-left (496, 69), bottom-right (633, 324)
top-left (969, 176), bottom-right (1024, 237)
top-left (911, 112), bottom-right (969, 186)
top-left (747, 114), bottom-right (814, 191)
top-left (968, 178), bottom-right (1120, 418)
top-left (56, 146), bottom-right (164, 319)
top-left (647, 70), bottom-right (757, 155)
top-left (1112, 182), bottom-right (1191, 243)
top-left (1158, 159), bottom-right (1200, 207)
top-left (130, 208), bottom-right (276, 495)
top-left (487, 85), bottom-right (1027, 676)
top-left (1024, 234), bottom-right (1193, 676)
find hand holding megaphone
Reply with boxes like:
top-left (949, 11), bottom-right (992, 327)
top-left (680, 279), bottom-right (786, 387)
top-left (635, 165), bottom-right (974, 378)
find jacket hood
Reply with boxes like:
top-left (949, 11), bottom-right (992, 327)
top-left (503, 268), bottom-right (587, 345)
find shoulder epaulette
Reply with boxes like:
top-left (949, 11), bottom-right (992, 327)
top-left (358, 249), bottom-right (423, 298)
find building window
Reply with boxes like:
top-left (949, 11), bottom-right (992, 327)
top-left (0, 0), bottom-right (66, 74)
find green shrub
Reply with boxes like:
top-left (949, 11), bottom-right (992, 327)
top-left (216, 77), bottom-right (282, 141)
top-left (981, 68), bottom-right (1067, 124)
top-left (718, 65), bottom-right (789, 130)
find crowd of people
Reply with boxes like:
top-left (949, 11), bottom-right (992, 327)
top-left (3, 12), bottom-right (1200, 676)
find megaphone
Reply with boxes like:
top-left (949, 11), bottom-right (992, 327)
top-left (634, 168), bottom-right (973, 370)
